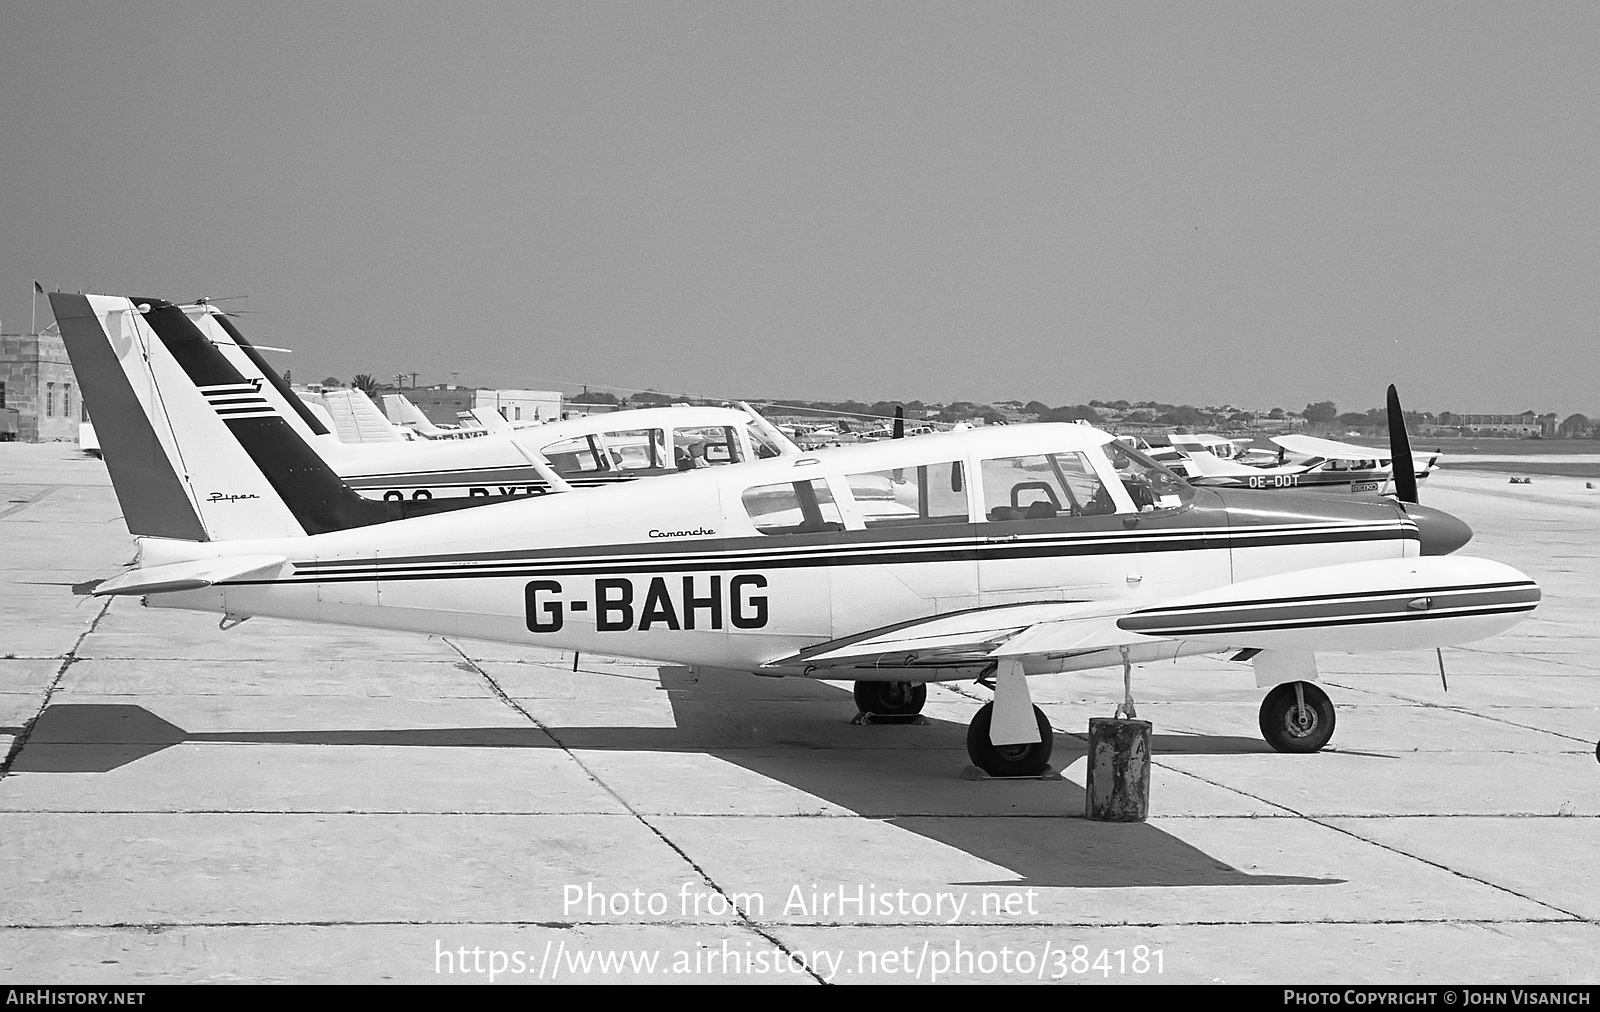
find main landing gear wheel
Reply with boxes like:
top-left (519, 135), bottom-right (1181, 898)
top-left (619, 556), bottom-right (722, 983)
top-left (852, 680), bottom-right (927, 717)
top-left (1259, 681), bottom-right (1336, 753)
top-left (966, 701), bottom-right (1054, 777)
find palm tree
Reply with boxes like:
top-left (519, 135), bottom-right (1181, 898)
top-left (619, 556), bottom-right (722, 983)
top-left (351, 374), bottom-right (381, 399)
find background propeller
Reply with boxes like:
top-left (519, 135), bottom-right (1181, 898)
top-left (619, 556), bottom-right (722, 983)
top-left (1386, 384), bottom-right (1419, 504)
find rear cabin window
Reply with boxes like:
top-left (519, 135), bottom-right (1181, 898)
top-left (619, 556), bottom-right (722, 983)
top-left (846, 461), bottom-right (969, 529)
top-left (980, 452), bottom-right (1111, 520)
top-left (742, 479), bottom-right (844, 535)
top-left (674, 426), bottom-right (743, 470)
top-left (604, 428), bottom-right (667, 470)
top-left (540, 435), bottom-right (611, 474)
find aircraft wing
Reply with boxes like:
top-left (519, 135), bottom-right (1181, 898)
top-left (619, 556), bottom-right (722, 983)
top-left (766, 600), bottom-right (1143, 671)
top-left (1178, 451), bottom-right (1282, 478)
top-left (764, 556), bottom-right (1539, 673)
top-left (1272, 434), bottom-right (1391, 461)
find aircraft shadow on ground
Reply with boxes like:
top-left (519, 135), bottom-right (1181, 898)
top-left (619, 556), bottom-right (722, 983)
top-left (4, 675), bottom-right (1337, 889)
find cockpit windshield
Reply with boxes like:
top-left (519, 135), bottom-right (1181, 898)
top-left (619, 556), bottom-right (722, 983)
top-left (1101, 441), bottom-right (1192, 511)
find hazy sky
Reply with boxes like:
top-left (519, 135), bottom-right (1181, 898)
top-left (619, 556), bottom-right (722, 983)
top-left (3, 2), bottom-right (1597, 417)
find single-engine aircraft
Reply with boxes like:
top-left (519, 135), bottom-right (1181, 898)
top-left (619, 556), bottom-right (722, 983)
top-left (146, 299), bottom-right (800, 503)
top-left (1170, 433), bottom-right (1443, 496)
top-left (54, 292), bottom-right (1542, 775)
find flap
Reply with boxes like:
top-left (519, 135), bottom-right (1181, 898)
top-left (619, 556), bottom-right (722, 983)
top-left (765, 600), bottom-right (1146, 670)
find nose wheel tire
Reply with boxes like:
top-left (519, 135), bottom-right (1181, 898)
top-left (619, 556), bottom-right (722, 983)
top-left (966, 701), bottom-right (1054, 777)
top-left (1259, 681), bottom-right (1336, 753)
top-left (852, 680), bottom-right (927, 717)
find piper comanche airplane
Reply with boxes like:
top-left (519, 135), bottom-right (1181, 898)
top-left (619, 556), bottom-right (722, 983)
top-left (54, 292), bottom-right (1542, 776)
top-left (165, 299), bottom-right (798, 502)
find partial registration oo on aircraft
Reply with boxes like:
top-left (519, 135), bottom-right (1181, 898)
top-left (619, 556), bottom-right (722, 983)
top-left (54, 292), bottom-right (1541, 779)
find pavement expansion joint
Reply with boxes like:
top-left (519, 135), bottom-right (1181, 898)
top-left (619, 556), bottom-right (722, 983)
top-left (2, 915), bottom-right (1590, 932)
top-left (442, 638), bottom-right (829, 983)
top-left (1156, 760), bottom-right (1591, 922)
top-left (0, 596), bottom-right (113, 780)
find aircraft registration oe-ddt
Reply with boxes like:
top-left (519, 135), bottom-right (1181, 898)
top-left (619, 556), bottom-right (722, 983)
top-left (52, 292), bottom-right (1543, 776)
top-left (1166, 433), bottom-right (1444, 497)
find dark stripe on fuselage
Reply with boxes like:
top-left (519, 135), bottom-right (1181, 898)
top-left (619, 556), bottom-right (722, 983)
top-left (221, 520), bottom-right (1414, 587)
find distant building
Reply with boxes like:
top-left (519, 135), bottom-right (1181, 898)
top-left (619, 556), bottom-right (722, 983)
top-left (474, 388), bottom-right (561, 424)
top-left (562, 401), bottom-right (623, 418)
top-left (395, 385), bottom-right (563, 426)
top-left (0, 332), bottom-right (79, 442)
top-left (1432, 411), bottom-right (1558, 438)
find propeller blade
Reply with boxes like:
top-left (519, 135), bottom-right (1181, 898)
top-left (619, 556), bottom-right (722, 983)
top-left (893, 406), bottom-right (904, 439)
top-left (1387, 384), bottom-right (1419, 504)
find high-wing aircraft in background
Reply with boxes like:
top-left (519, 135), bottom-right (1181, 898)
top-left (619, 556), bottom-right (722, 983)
top-left (150, 299), bottom-right (800, 502)
top-left (55, 293), bottom-right (1541, 776)
top-left (1167, 432), bottom-right (1443, 496)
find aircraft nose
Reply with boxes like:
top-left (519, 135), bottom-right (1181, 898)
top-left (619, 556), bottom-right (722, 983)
top-left (1405, 503), bottom-right (1473, 556)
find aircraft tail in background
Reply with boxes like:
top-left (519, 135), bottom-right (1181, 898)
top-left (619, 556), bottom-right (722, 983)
top-left (49, 293), bottom-right (457, 541)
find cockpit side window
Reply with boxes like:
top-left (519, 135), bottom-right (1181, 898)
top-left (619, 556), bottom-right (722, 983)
top-left (675, 425), bottom-right (743, 470)
top-left (742, 479), bottom-right (844, 535)
top-left (980, 452), bottom-right (1110, 521)
top-left (845, 462), bottom-right (968, 529)
top-left (748, 428), bottom-right (785, 460)
top-left (1103, 443), bottom-right (1190, 511)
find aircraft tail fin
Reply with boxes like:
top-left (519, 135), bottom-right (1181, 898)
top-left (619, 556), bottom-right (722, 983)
top-left (383, 393), bottom-right (450, 437)
top-left (186, 307), bottom-right (335, 440)
top-left (50, 293), bottom-right (214, 541)
top-left (306, 388), bottom-right (405, 444)
top-left (466, 406), bottom-right (512, 432)
top-left (50, 293), bottom-right (446, 540)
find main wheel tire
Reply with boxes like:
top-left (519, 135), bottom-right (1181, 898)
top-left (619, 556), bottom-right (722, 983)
top-left (966, 701), bottom-right (1054, 777)
top-left (852, 680), bottom-right (926, 716)
top-left (1259, 681), bottom-right (1336, 753)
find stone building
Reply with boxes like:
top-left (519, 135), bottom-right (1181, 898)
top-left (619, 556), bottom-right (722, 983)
top-left (0, 331), bottom-right (80, 442)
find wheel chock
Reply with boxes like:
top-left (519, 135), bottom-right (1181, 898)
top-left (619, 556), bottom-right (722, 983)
top-left (851, 711), bottom-right (929, 726)
top-left (960, 764), bottom-right (1061, 781)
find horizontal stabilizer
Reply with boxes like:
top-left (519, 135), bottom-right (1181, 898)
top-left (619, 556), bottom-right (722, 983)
top-left (92, 555), bottom-right (287, 597)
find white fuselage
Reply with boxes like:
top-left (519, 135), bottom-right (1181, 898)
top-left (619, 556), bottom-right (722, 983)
top-left (144, 425), bottom-right (1419, 676)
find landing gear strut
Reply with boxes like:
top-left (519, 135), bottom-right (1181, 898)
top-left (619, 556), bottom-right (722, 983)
top-left (852, 680), bottom-right (926, 717)
top-left (966, 701), bottom-right (1054, 777)
top-left (1259, 681), bottom-right (1336, 753)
